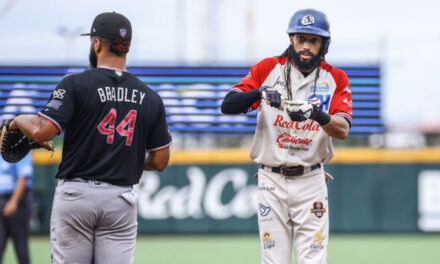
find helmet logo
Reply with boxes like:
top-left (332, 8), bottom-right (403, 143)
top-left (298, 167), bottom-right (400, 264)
top-left (301, 15), bottom-right (315, 25)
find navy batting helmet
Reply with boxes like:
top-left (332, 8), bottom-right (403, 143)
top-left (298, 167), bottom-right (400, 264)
top-left (287, 9), bottom-right (331, 54)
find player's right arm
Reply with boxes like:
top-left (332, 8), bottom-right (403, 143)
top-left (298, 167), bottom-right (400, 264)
top-left (221, 58), bottom-right (279, 114)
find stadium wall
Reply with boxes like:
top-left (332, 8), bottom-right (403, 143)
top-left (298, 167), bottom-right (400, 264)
top-left (30, 148), bottom-right (440, 234)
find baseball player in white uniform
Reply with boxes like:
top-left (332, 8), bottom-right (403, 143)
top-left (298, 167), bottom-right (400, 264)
top-left (221, 9), bottom-right (352, 264)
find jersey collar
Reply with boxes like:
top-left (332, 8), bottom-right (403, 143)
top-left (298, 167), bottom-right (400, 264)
top-left (97, 65), bottom-right (127, 72)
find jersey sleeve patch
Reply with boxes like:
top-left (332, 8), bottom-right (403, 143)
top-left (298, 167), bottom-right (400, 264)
top-left (40, 75), bottom-right (76, 130)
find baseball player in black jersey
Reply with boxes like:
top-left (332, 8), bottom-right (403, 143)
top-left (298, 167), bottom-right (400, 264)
top-left (8, 12), bottom-right (172, 263)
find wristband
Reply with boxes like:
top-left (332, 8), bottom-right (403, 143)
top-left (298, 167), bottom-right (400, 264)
top-left (311, 105), bottom-right (331, 126)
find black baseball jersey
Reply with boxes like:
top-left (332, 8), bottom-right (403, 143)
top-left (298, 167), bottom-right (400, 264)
top-left (39, 67), bottom-right (172, 186)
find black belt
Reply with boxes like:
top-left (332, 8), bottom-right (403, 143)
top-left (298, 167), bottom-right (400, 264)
top-left (259, 163), bottom-right (321, 177)
top-left (61, 178), bottom-right (131, 187)
top-left (63, 178), bottom-right (105, 185)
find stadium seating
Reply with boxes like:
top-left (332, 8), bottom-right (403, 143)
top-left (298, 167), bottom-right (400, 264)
top-left (0, 66), bottom-right (384, 135)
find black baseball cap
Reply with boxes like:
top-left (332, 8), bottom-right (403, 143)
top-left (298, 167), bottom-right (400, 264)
top-left (81, 12), bottom-right (132, 41)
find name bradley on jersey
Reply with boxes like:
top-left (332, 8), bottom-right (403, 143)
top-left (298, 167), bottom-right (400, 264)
top-left (97, 87), bottom-right (146, 105)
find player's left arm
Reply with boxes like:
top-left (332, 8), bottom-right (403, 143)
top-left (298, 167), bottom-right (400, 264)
top-left (324, 70), bottom-right (353, 140)
top-left (144, 97), bottom-right (172, 172)
top-left (144, 147), bottom-right (170, 172)
top-left (9, 115), bottom-right (59, 143)
top-left (320, 116), bottom-right (350, 140)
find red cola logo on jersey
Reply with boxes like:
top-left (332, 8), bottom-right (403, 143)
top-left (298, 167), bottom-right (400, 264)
top-left (276, 133), bottom-right (313, 148)
top-left (273, 115), bottom-right (320, 131)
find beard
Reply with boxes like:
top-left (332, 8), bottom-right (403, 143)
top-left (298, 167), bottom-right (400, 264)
top-left (291, 47), bottom-right (322, 72)
top-left (89, 48), bottom-right (97, 68)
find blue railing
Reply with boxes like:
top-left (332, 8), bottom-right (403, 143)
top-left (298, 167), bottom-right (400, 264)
top-left (0, 66), bottom-right (384, 135)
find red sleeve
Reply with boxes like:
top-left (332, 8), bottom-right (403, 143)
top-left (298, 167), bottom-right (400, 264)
top-left (232, 57), bottom-right (283, 111)
top-left (328, 68), bottom-right (353, 123)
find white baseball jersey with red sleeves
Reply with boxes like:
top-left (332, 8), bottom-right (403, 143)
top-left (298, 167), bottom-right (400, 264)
top-left (232, 57), bottom-right (352, 167)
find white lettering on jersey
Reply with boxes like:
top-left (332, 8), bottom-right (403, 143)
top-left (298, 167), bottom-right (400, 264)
top-left (97, 87), bottom-right (145, 105)
top-left (139, 92), bottom-right (146, 105)
top-left (105, 87), bottom-right (112, 101)
top-left (131, 89), bottom-right (138, 103)
top-left (97, 88), bottom-right (106, 102)
top-left (124, 88), bottom-right (130, 102)
top-left (117, 87), bottom-right (124, 101)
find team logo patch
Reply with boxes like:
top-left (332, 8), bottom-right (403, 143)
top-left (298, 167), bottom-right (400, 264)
top-left (262, 232), bottom-right (275, 249)
top-left (259, 203), bottom-right (271, 217)
top-left (46, 99), bottom-right (63, 110)
top-left (120, 28), bottom-right (127, 38)
top-left (52, 89), bottom-right (66, 100)
top-left (301, 15), bottom-right (315, 25)
top-left (307, 94), bottom-right (331, 111)
top-left (310, 201), bottom-right (326, 218)
top-left (311, 232), bottom-right (325, 249)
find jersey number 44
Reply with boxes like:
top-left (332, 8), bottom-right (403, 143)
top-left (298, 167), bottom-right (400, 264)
top-left (97, 108), bottom-right (137, 146)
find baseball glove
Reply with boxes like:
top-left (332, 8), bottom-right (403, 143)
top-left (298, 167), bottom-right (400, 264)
top-left (0, 119), bottom-right (54, 163)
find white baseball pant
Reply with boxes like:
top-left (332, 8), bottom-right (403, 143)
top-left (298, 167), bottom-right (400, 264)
top-left (257, 165), bottom-right (329, 264)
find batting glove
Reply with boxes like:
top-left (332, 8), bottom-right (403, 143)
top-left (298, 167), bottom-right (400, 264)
top-left (286, 100), bottom-right (314, 122)
top-left (259, 86), bottom-right (282, 109)
top-left (286, 100), bottom-right (331, 126)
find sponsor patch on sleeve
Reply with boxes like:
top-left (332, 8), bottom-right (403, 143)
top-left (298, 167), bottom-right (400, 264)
top-left (46, 99), bottom-right (63, 110)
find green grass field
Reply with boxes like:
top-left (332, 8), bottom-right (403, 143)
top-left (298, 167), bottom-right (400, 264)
top-left (3, 234), bottom-right (440, 264)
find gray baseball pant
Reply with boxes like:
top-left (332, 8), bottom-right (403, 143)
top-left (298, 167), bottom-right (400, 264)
top-left (50, 179), bottom-right (138, 264)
